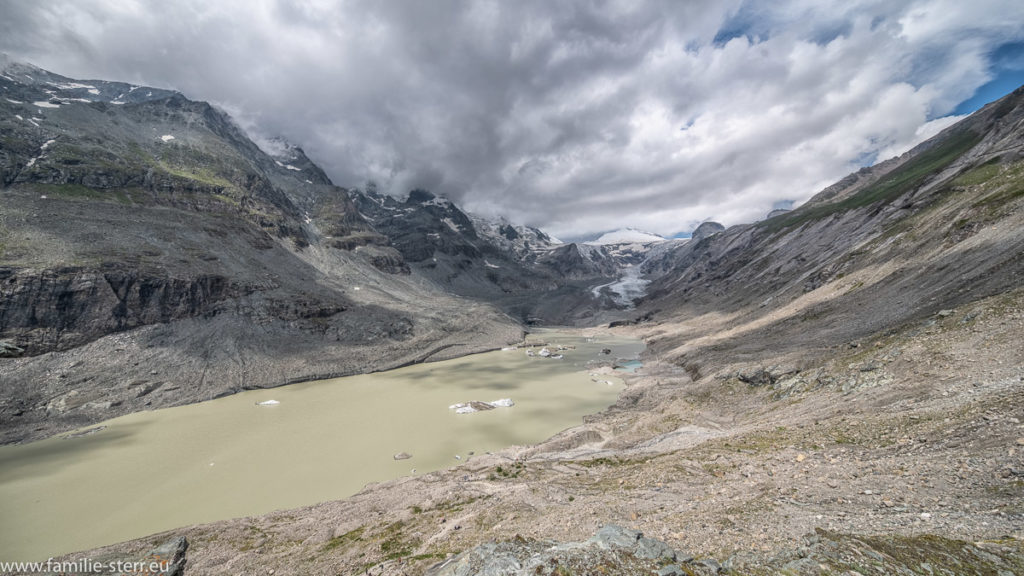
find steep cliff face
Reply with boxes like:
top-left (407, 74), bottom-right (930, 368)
top-left (0, 267), bottom-right (238, 354)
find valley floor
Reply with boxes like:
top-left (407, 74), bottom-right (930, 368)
top-left (36, 288), bottom-right (1024, 575)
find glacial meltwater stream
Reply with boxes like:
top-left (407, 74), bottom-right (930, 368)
top-left (0, 331), bottom-right (643, 561)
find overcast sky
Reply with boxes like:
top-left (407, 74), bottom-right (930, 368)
top-left (2, 0), bottom-right (1023, 239)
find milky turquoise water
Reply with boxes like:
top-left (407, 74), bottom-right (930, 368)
top-left (0, 331), bottom-right (643, 562)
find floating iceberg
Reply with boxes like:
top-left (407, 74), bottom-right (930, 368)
top-left (449, 398), bottom-right (514, 414)
top-left (256, 399), bottom-right (280, 406)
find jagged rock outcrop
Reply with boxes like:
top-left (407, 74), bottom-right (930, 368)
top-left (350, 186), bottom-right (627, 324)
top-left (535, 242), bottom-right (618, 279)
top-left (0, 266), bottom-right (241, 354)
top-left (427, 525), bottom-right (713, 576)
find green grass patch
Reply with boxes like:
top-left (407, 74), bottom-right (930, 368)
top-left (409, 552), bottom-right (448, 562)
top-left (435, 495), bottom-right (484, 513)
top-left (574, 456), bottom-right (650, 468)
top-left (763, 129), bottom-right (983, 233)
top-left (158, 161), bottom-right (238, 192)
top-left (953, 157), bottom-right (1002, 186)
top-left (974, 184), bottom-right (1024, 209)
top-left (492, 461), bottom-right (526, 478)
top-left (321, 526), bottom-right (364, 552)
top-left (378, 521), bottom-right (420, 561)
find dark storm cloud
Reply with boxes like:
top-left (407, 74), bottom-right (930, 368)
top-left (2, 0), bottom-right (1023, 238)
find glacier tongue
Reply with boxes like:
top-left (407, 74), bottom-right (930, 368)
top-left (591, 265), bottom-right (650, 307)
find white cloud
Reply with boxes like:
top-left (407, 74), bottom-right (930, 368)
top-left (1, 0), bottom-right (1022, 238)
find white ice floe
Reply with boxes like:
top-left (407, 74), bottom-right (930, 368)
top-left (33, 101), bottom-right (59, 108)
top-left (449, 398), bottom-right (514, 414)
top-left (538, 347), bottom-right (551, 357)
top-left (160, 134), bottom-right (175, 142)
top-left (256, 399), bottom-right (280, 406)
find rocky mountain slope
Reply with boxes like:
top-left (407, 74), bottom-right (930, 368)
top-left (350, 186), bottom-right (636, 325)
top-left (48, 86), bottom-right (1024, 576)
top-left (0, 58), bottom-right (522, 443)
top-left (638, 87), bottom-right (1024, 372)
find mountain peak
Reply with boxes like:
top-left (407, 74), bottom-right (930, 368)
top-left (586, 228), bottom-right (665, 246)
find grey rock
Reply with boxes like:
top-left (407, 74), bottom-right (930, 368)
top-left (657, 565), bottom-right (685, 576)
top-left (0, 340), bottom-right (25, 357)
top-left (589, 524), bottom-right (641, 549)
top-left (690, 221), bottom-right (725, 243)
top-left (147, 536), bottom-right (189, 576)
top-left (698, 558), bottom-right (722, 573)
top-left (738, 368), bottom-right (775, 387)
top-left (430, 526), bottom-right (693, 576)
top-left (635, 535), bottom-right (677, 561)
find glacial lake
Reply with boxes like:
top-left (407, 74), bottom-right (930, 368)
top-left (0, 330), bottom-right (643, 562)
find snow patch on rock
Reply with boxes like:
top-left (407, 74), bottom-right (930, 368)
top-left (586, 228), bottom-right (664, 246)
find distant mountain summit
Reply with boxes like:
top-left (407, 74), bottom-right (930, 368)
top-left (587, 228), bottom-right (665, 245)
top-left (690, 221), bottom-right (725, 243)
